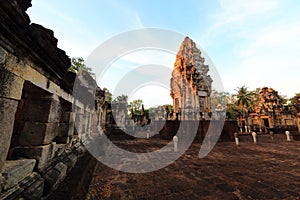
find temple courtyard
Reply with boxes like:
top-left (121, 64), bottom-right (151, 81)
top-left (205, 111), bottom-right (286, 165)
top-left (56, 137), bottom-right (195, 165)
top-left (85, 134), bottom-right (300, 200)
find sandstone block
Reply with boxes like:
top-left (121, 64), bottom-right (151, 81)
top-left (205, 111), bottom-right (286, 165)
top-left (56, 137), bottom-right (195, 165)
top-left (1, 159), bottom-right (36, 190)
top-left (61, 112), bottom-right (76, 123)
top-left (58, 122), bottom-right (75, 137)
top-left (0, 68), bottom-right (24, 100)
top-left (0, 174), bottom-right (5, 193)
top-left (0, 185), bottom-right (23, 200)
top-left (0, 98), bottom-right (18, 171)
top-left (21, 98), bottom-right (61, 123)
top-left (19, 122), bottom-right (59, 146)
top-left (18, 172), bottom-right (40, 189)
top-left (54, 144), bottom-right (66, 157)
top-left (43, 169), bottom-right (60, 195)
top-left (12, 144), bottom-right (55, 171)
top-left (53, 162), bottom-right (67, 180)
top-left (22, 178), bottom-right (44, 200)
top-left (43, 162), bottom-right (67, 195)
top-left (63, 153), bottom-right (77, 172)
top-left (54, 135), bottom-right (70, 144)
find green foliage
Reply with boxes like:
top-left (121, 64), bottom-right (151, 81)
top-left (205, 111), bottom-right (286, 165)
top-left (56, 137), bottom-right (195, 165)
top-left (113, 94), bottom-right (128, 102)
top-left (225, 103), bottom-right (241, 119)
top-left (162, 104), bottom-right (173, 112)
top-left (210, 90), bottom-right (229, 109)
top-left (234, 86), bottom-right (256, 109)
top-left (289, 93), bottom-right (300, 106)
top-left (129, 99), bottom-right (143, 115)
top-left (68, 57), bottom-right (94, 76)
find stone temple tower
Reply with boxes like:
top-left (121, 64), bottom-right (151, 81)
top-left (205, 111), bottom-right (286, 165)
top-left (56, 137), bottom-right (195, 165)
top-left (170, 37), bottom-right (212, 120)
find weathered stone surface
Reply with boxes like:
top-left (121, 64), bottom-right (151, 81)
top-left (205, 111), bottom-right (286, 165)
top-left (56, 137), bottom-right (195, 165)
top-left (0, 47), bottom-right (7, 67)
top-left (54, 144), bottom-right (66, 157)
top-left (63, 153), bottom-right (77, 172)
top-left (43, 169), bottom-right (60, 195)
top-left (74, 145), bottom-right (86, 156)
top-left (0, 184), bottom-right (23, 200)
top-left (12, 143), bottom-right (55, 171)
top-left (18, 172), bottom-right (40, 189)
top-left (1, 159), bottom-right (36, 190)
top-left (53, 162), bottom-right (67, 180)
top-left (43, 163), bottom-right (67, 195)
top-left (0, 98), bottom-right (18, 171)
top-left (0, 68), bottom-right (24, 100)
top-left (0, 174), bottom-right (5, 193)
top-left (21, 98), bottom-right (62, 123)
top-left (19, 122), bottom-right (59, 146)
top-left (22, 178), bottom-right (44, 200)
top-left (58, 122), bottom-right (75, 137)
top-left (61, 112), bottom-right (76, 123)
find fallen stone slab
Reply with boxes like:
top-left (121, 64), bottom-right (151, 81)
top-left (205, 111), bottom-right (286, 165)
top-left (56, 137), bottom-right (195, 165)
top-left (1, 159), bottom-right (36, 190)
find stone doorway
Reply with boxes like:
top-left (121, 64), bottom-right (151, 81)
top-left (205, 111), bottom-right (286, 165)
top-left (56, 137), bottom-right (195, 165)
top-left (263, 118), bottom-right (270, 127)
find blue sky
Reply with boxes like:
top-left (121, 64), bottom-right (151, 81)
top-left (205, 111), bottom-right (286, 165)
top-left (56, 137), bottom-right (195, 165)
top-left (28, 0), bottom-right (300, 107)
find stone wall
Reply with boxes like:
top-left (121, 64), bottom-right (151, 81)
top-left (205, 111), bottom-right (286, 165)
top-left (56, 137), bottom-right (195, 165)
top-left (0, 1), bottom-right (107, 199)
top-left (159, 120), bottom-right (238, 141)
top-left (239, 87), bottom-right (297, 133)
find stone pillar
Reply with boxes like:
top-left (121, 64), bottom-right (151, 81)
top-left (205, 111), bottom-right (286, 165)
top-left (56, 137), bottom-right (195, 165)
top-left (0, 67), bottom-right (24, 171)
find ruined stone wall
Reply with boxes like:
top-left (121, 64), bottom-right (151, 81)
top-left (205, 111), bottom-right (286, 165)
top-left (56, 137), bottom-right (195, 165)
top-left (0, 1), bottom-right (107, 199)
top-left (241, 87), bottom-right (297, 132)
top-left (159, 120), bottom-right (237, 141)
top-left (295, 96), bottom-right (300, 132)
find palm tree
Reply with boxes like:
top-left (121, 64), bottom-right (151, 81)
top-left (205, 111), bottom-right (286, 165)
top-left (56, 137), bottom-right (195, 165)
top-left (234, 86), bottom-right (257, 132)
top-left (234, 86), bottom-right (255, 115)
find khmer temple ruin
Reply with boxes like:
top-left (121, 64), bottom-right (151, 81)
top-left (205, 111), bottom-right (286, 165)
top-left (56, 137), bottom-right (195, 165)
top-left (238, 87), bottom-right (298, 133)
top-left (1, 1), bottom-right (300, 199)
top-left (170, 37), bottom-right (213, 120)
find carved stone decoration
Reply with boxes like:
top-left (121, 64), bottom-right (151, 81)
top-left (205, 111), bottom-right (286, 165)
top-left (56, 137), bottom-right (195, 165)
top-left (170, 37), bottom-right (212, 119)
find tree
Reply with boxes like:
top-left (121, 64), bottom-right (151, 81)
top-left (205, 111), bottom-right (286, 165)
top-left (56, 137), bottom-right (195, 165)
top-left (222, 93), bottom-right (240, 119)
top-left (129, 99), bottom-right (143, 115)
top-left (113, 94), bottom-right (128, 102)
top-left (68, 57), bottom-right (94, 76)
top-left (235, 86), bottom-right (255, 109)
top-left (210, 90), bottom-right (229, 109)
top-left (162, 104), bottom-right (173, 112)
top-left (290, 93), bottom-right (300, 106)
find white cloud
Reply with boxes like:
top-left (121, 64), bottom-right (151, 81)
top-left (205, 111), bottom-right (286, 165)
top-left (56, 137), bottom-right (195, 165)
top-left (222, 20), bottom-right (300, 97)
top-left (120, 50), bottom-right (175, 67)
top-left (202, 0), bottom-right (300, 97)
top-left (201, 0), bottom-right (279, 45)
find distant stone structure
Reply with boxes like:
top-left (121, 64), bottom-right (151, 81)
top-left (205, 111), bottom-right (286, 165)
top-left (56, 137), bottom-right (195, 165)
top-left (238, 87), bottom-right (297, 133)
top-left (293, 95), bottom-right (300, 134)
top-left (0, 1), bottom-right (108, 199)
top-left (170, 37), bottom-right (213, 120)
